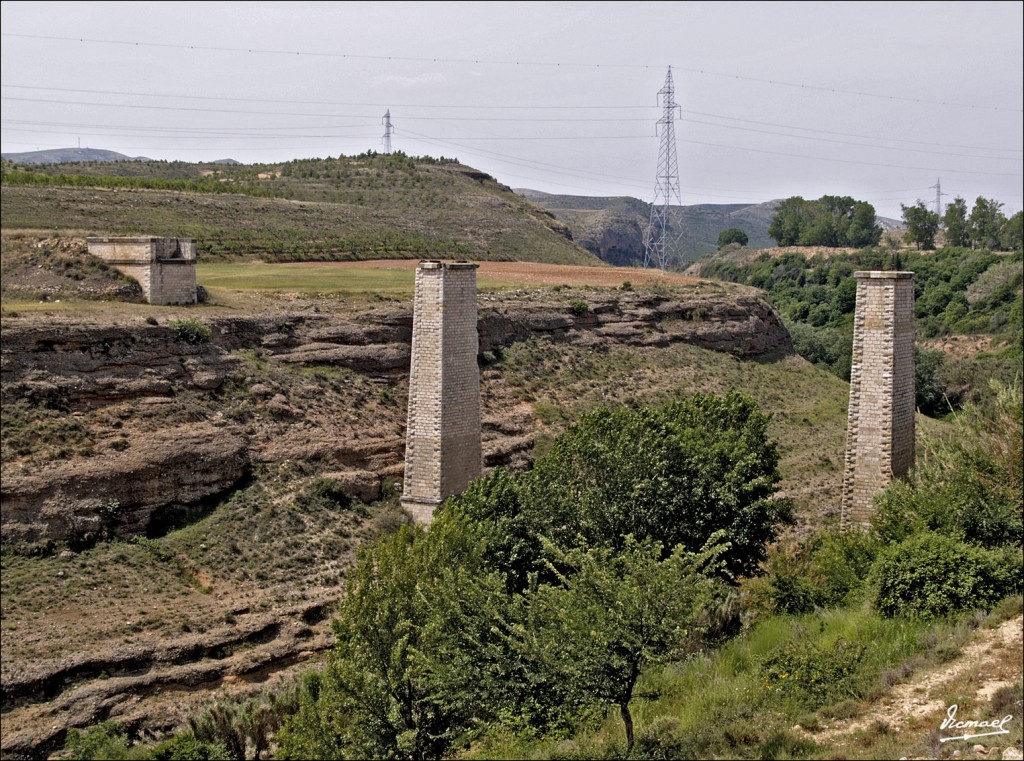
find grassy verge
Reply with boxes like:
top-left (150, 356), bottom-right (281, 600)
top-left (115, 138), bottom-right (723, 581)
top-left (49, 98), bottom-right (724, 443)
top-left (464, 597), bottom-right (1023, 760)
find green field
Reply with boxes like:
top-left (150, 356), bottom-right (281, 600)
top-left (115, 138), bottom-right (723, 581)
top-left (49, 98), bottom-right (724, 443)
top-left (196, 262), bottom-right (524, 297)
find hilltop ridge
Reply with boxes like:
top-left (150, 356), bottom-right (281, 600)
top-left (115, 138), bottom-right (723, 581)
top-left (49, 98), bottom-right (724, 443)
top-left (1, 153), bottom-right (598, 265)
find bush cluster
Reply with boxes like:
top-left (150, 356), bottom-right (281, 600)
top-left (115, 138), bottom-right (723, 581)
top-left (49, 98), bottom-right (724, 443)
top-left (753, 381), bottom-right (1022, 621)
top-left (871, 532), bottom-right (1019, 618)
top-left (760, 639), bottom-right (867, 706)
top-left (168, 317), bottom-right (212, 345)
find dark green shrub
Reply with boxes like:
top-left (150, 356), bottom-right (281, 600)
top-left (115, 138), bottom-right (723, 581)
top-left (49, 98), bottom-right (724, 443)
top-left (754, 540), bottom-right (821, 614)
top-left (756, 728), bottom-right (818, 759)
top-left (718, 227), bottom-right (749, 248)
top-left (63, 721), bottom-right (133, 760)
top-left (810, 530), bottom-right (880, 606)
top-left (873, 383), bottom-right (1022, 549)
top-left (148, 733), bottom-right (232, 761)
top-left (569, 299), bottom-right (589, 316)
top-left (760, 639), bottom-right (866, 707)
top-left (298, 477), bottom-right (353, 511)
top-left (169, 317), bottom-right (212, 345)
top-left (745, 530), bottom-right (879, 615)
top-left (871, 531), bottom-right (1018, 618)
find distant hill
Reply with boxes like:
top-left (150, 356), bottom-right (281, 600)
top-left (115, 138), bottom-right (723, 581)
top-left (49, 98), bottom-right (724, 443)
top-left (1, 148), bottom-right (150, 164)
top-left (516, 189), bottom-right (781, 266)
top-left (517, 189), bottom-right (902, 266)
top-left (0, 154), bottom-right (599, 265)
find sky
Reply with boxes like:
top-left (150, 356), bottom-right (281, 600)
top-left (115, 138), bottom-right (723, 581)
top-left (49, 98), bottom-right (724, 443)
top-left (1, 0), bottom-right (1022, 220)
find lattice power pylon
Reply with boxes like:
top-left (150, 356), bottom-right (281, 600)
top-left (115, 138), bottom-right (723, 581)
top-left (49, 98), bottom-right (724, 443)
top-left (642, 67), bottom-right (684, 270)
top-left (382, 109), bottom-right (393, 154)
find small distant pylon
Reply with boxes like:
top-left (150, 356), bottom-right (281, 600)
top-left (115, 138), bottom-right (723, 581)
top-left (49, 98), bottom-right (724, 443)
top-left (642, 66), bottom-right (684, 270)
top-left (928, 178), bottom-right (945, 218)
top-left (382, 109), bottom-right (393, 154)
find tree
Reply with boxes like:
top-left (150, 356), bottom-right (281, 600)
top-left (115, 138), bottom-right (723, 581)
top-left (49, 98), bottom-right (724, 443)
top-left (529, 537), bottom-right (724, 752)
top-left (942, 196), bottom-right (970, 248)
top-left (847, 201), bottom-right (884, 247)
top-left (1001, 210), bottom-right (1023, 251)
top-left (717, 227), bottom-right (749, 248)
top-left (901, 201), bottom-right (940, 250)
top-left (768, 197), bottom-right (809, 246)
top-left (522, 391), bottom-right (790, 579)
top-left (768, 195), bottom-right (881, 247)
top-left (969, 196), bottom-right (1006, 250)
top-left (438, 467), bottom-right (540, 592)
top-left (277, 524), bottom-right (484, 761)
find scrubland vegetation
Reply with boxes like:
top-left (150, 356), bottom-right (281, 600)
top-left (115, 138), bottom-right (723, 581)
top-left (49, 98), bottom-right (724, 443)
top-left (699, 244), bottom-right (1022, 417)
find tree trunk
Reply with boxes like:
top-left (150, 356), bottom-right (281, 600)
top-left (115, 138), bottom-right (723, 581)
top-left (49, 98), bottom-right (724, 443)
top-left (621, 703), bottom-right (634, 752)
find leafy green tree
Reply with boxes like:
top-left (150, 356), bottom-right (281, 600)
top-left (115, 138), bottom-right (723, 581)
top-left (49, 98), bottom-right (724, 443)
top-left (717, 227), bottom-right (749, 248)
top-left (278, 520), bottom-right (531, 760)
top-left (769, 195), bottom-right (881, 247)
top-left (529, 537), bottom-right (724, 752)
top-left (439, 467), bottom-right (540, 592)
top-left (969, 196), bottom-right (1007, 250)
top-left (942, 196), bottom-right (970, 248)
top-left (847, 201), bottom-right (884, 247)
top-left (901, 201), bottom-right (940, 250)
top-left (279, 525), bottom-right (465, 760)
top-left (523, 391), bottom-right (790, 579)
top-left (1002, 210), bottom-right (1023, 251)
top-left (768, 197), bottom-right (809, 246)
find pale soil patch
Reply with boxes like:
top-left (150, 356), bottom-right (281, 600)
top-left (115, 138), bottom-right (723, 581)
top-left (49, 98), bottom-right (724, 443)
top-left (805, 615), bottom-right (1023, 752)
top-left (921, 334), bottom-right (1007, 360)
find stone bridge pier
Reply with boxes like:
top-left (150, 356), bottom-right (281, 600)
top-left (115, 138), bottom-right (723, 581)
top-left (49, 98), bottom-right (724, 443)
top-left (401, 261), bottom-right (482, 525)
top-left (841, 271), bottom-right (915, 529)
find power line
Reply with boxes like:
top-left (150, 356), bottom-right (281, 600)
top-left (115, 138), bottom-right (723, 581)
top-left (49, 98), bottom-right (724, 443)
top-left (0, 124), bottom-right (383, 140)
top-left (0, 95), bottom-right (653, 122)
top-left (675, 137), bottom-right (1023, 178)
top-left (677, 116), bottom-right (1022, 161)
top-left (0, 83), bottom-right (651, 110)
top-left (680, 109), bottom-right (1022, 154)
top-left (398, 127), bottom-right (788, 198)
top-left (3, 32), bottom-right (1019, 113)
top-left (5, 84), bottom-right (1019, 154)
top-left (1, 117), bottom-right (384, 133)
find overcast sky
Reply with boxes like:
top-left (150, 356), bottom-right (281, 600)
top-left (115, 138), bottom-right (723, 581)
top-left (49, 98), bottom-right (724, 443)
top-left (1, 1), bottom-right (1021, 220)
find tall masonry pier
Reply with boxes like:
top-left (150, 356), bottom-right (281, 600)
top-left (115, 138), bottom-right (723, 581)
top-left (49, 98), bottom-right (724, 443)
top-left (841, 271), bottom-right (916, 529)
top-left (401, 261), bottom-right (482, 525)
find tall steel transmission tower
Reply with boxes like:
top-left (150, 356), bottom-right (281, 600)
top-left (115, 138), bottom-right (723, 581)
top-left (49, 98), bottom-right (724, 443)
top-left (929, 178), bottom-right (945, 217)
top-left (382, 109), bottom-right (393, 154)
top-left (642, 67), bottom-right (684, 270)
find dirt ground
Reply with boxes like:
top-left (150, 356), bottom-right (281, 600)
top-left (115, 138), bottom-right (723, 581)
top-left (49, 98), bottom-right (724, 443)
top-left (803, 614), bottom-right (1024, 758)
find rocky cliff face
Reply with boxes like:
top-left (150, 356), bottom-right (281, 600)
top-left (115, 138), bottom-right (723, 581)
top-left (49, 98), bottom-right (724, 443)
top-left (1, 285), bottom-right (790, 549)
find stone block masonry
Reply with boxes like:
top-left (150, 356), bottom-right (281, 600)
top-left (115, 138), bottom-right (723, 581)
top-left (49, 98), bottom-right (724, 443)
top-left (401, 261), bottom-right (482, 525)
top-left (86, 236), bottom-right (197, 305)
top-left (841, 271), bottom-right (915, 529)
